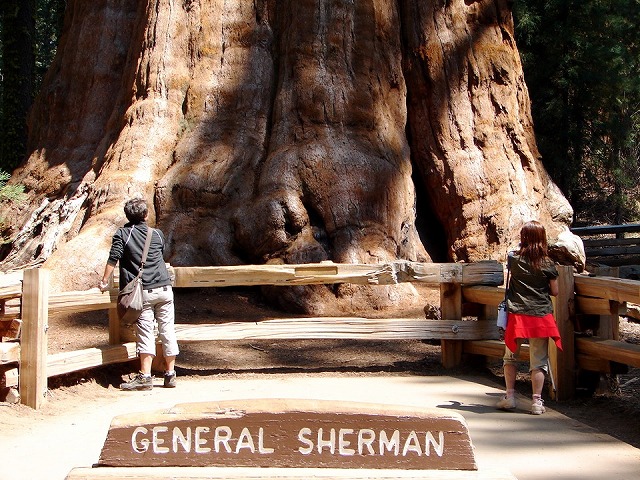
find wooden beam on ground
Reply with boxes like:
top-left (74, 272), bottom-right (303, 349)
top-left (20, 268), bottom-right (49, 409)
top-left (173, 318), bottom-right (500, 342)
top-left (47, 342), bottom-right (138, 377)
top-left (574, 275), bottom-right (640, 304)
top-left (98, 399), bottom-right (478, 470)
top-left (172, 261), bottom-right (503, 289)
top-left (575, 337), bottom-right (640, 368)
top-left (73, 398), bottom-right (517, 479)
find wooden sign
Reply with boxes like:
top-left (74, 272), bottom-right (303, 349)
top-left (98, 399), bottom-right (477, 471)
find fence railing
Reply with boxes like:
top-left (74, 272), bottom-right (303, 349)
top-left (2, 260), bottom-right (640, 409)
top-left (572, 223), bottom-right (640, 266)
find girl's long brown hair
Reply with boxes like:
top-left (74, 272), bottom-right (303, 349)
top-left (517, 220), bottom-right (548, 270)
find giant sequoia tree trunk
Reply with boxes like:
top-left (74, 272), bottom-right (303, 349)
top-left (0, 0), bottom-right (573, 314)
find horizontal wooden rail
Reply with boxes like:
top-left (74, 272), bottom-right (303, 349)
top-left (48, 289), bottom-right (117, 314)
top-left (463, 339), bottom-right (629, 374)
top-left (582, 237), bottom-right (640, 247)
top-left (575, 337), bottom-right (640, 368)
top-left (571, 223), bottom-right (640, 235)
top-left (574, 296), bottom-right (615, 316)
top-left (47, 343), bottom-right (137, 377)
top-left (172, 261), bottom-right (503, 288)
top-left (173, 318), bottom-right (501, 342)
top-left (461, 285), bottom-right (504, 305)
top-left (584, 245), bottom-right (640, 257)
top-left (574, 275), bottom-right (640, 304)
top-left (0, 271), bottom-right (23, 300)
top-left (0, 341), bottom-right (19, 364)
top-left (462, 340), bottom-right (529, 361)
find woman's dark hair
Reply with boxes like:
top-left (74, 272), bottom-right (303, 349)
top-left (518, 220), bottom-right (548, 270)
top-left (124, 198), bottom-right (148, 223)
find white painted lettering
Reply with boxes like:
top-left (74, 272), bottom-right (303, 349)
top-left (214, 426), bottom-right (232, 453)
top-left (357, 429), bottom-right (376, 455)
top-left (236, 427), bottom-right (256, 453)
top-left (258, 427), bottom-right (275, 454)
top-left (195, 426), bottom-right (211, 453)
top-left (317, 428), bottom-right (336, 454)
top-left (131, 427), bottom-right (149, 453)
top-left (129, 423), bottom-right (447, 460)
top-left (338, 429), bottom-right (355, 455)
top-left (172, 426), bottom-right (192, 453)
top-left (298, 427), bottom-right (314, 455)
top-left (152, 426), bottom-right (169, 453)
top-left (379, 430), bottom-right (400, 455)
top-left (402, 431), bottom-right (422, 456)
top-left (425, 431), bottom-right (445, 456)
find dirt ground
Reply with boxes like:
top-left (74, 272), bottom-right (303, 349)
top-left (2, 286), bottom-right (640, 450)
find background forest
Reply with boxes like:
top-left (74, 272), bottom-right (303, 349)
top-left (1, 0), bottom-right (639, 227)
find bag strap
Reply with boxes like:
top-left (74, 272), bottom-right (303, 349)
top-left (503, 254), bottom-right (511, 304)
top-left (136, 227), bottom-right (154, 277)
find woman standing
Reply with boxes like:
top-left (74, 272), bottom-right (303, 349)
top-left (496, 220), bottom-right (562, 414)
top-left (99, 198), bottom-right (179, 391)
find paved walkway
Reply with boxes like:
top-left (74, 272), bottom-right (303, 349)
top-left (3, 373), bottom-right (639, 479)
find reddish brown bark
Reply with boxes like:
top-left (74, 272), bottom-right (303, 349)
top-left (1, 0), bottom-right (573, 313)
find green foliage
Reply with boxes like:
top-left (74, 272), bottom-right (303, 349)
top-left (514, 0), bottom-right (640, 225)
top-left (0, 169), bottom-right (24, 202)
top-left (34, 0), bottom-right (64, 91)
top-left (0, 0), bottom-right (64, 172)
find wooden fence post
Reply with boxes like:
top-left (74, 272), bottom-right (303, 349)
top-left (20, 267), bottom-right (49, 409)
top-left (549, 266), bottom-right (575, 401)
top-left (440, 283), bottom-right (463, 368)
top-left (107, 273), bottom-right (120, 345)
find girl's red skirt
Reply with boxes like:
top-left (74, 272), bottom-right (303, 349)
top-left (505, 312), bottom-right (563, 353)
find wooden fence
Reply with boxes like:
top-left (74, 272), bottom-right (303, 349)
top-left (2, 260), bottom-right (640, 409)
top-left (572, 223), bottom-right (640, 266)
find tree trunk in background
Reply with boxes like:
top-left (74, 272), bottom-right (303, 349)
top-left (0, 0), bottom-right (573, 314)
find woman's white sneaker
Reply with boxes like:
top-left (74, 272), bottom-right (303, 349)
top-left (531, 398), bottom-right (546, 415)
top-left (496, 395), bottom-right (517, 410)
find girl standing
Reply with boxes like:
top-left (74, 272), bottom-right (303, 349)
top-left (496, 220), bottom-right (563, 414)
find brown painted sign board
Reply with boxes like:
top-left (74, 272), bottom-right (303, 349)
top-left (98, 399), bottom-right (477, 471)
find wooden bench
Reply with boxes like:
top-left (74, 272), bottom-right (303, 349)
top-left (65, 399), bottom-right (517, 479)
